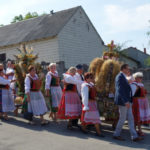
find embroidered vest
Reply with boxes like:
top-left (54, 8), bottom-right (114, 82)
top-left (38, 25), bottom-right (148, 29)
top-left (0, 84), bottom-right (9, 89)
top-left (50, 75), bottom-right (60, 86)
top-left (133, 83), bottom-right (146, 98)
top-left (64, 83), bottom-right (77, 92)
top-left (89, 86), bottom-right (97, 100)
top-left (29, 76), bottom-right (42, 91)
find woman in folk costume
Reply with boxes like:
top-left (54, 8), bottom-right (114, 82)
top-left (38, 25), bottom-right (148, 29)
top-left (45, 63), bottom-right (62, 121)
top-left (80, 72), bottom-right (104, 137)
top-left (0, 64), bottom-right (15, 120)
top-left (25, 65), bottom-right (48, 125)
top-left (57, 67), bottom-right (82, 129)
top-left (5, 61), bottom-right (15, 82)
top-left (131, 72), bottom-right (150, 136)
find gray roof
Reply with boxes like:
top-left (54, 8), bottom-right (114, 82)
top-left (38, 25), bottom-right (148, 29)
top-left (0, 6), bottom-right (80, 47)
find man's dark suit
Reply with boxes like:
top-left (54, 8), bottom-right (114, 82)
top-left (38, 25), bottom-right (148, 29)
top-left (114, 72), bottom-right (132, 106)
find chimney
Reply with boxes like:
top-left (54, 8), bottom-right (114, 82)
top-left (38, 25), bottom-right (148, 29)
top-left (144, 48), bottom-right (146, 54)
top-left (50, 10), bottom-right (54, 15)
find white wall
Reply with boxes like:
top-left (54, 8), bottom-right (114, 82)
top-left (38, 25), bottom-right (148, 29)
top-left (0, 38), bottom-right (59, 63)
top-left (58, 7), bottom-right (105, 68)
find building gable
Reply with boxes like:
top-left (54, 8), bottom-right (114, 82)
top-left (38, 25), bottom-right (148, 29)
top-left (58, 7), bottom-right (104, 67)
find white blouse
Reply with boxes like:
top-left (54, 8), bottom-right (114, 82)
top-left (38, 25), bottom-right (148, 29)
top-left (74, 72), bottom-right (84, 96)
top-left (0, 76), bottom-right (10, 85)
top-left (63, 73), bottom-right (83, 85)
top-left (24, 74), bottom-right (38, 94)
top-left (6, 67), bottom-right (15, 81)
top-left (45, 71), bottom-right (58, 90)
top-left (81, 82), bottom-right (93, 111)
top-left (130, 82), bottom-right (144, 96)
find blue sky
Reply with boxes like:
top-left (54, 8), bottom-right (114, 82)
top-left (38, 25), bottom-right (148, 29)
top-left (0, 0), bottom-right (150, 54)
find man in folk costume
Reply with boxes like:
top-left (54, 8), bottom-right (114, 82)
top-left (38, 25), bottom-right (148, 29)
top-left (74, 64), bottom-right (84, 96)
top-left (25, 65), bottom-right (48, 125)
top-left (0, 64), bottom-right (15, 120)
top-left (45, 63), bottom-right (62, 121)
top-left (131, 72), bottom-right (150, 136)
top-left (113, 64), bottom-right (143, 142)
top-left (81, 72), bottom-right (105, 137)
top-left (57, 67), bottom-right (82, 129)
top-left (72, 64), bottom-right (84, 127)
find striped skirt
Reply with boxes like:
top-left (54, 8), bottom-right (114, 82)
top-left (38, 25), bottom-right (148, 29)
top-left (132, 97), bottom-right (150, 124)
top-left (0, 89), bottom-right (15, 112)
top-left (57, 91), bottom-right (82, 119)
top-left (81, 100), bottom-right (101, 125)
top-left (49, 86), bottom-right (62, 112)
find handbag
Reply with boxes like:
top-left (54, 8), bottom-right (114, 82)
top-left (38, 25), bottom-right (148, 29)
top-left (23, 94), bottom-right (33, 121)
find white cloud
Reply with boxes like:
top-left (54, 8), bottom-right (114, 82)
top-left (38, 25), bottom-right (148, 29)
top-left (104, 4), bottom-right (150, 33)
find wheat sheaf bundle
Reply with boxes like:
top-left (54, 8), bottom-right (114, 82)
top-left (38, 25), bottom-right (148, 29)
top-left (89, 58), bottom-right (104, 78)
top-left (13, 44), bottom-right (41, 94)
top-left (95, 59), bottom-right (120, 94)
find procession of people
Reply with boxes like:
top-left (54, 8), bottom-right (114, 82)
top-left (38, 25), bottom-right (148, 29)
top-left (0, 60), bottom-right (150, 142)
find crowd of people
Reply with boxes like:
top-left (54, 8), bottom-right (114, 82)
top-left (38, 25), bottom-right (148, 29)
top-left (0, 61), bottom-right (150, 141)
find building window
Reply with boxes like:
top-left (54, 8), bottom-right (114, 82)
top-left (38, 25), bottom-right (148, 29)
top-left (0, 53), bottom-right (6, 62)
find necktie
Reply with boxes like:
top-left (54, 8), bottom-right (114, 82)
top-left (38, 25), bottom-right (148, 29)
top-left (80, 74), bottom-right (84, 81)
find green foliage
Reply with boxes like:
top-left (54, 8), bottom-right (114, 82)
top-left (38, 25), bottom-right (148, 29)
top-left (113, 42), bottom-right (129, 57)
top-left (11, 12), bottom-right (47, 23)
top-left (11, 15), bottom-right (24, 23)
top-left (144, 57), bottom-right (150, 66)
top-left (0, 24), bottom-right (4, 27)
top-left (24, 12), bottom-right (38, 20)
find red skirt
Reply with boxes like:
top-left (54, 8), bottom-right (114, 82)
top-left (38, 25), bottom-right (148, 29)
top-left (57, 91), bottom-right (82, 119)
top-left (81, 100), bottom-right (101, 125)
top-left (132, 97), bottom-right (150, 125)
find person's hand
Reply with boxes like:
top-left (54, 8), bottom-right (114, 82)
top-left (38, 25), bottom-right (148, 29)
top-left (26, 94), bottom-right (30, 102)
top-left (125, 103), bottom-right (130, 109)
top-left (45, 90), bottom-right (49, 97)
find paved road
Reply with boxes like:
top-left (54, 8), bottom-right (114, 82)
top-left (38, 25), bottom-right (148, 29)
top-left (0, 113), bottom-right (150, 150)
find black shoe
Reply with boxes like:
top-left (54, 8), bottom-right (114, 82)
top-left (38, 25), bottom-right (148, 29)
top-left (80, 127), bottom-right (88, 134)
top-left (132, 137), bottom-right (144, 142)
top-left (96, 133), bottom-right (105, 138)
top-left (41, 120), bottom-right (49, 126)
top-left (72, 124), bottom-right (80, 128)
top-left (113, 136), bottom-right (125, 141)
top-left (67, 125), bottom-right (74, 130)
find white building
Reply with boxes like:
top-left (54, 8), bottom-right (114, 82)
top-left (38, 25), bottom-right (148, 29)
top-left (0, 6), bottom-right (105, 68)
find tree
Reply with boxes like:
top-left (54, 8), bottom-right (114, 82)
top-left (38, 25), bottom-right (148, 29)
top-left (11, 15), bottom-right (24, 23)
top-left (0, 24), bottom-right (4, 27)
top-left (24, 12), bottom-right (38, 20)
top-left (11, 12), bottom-right (46, 23)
